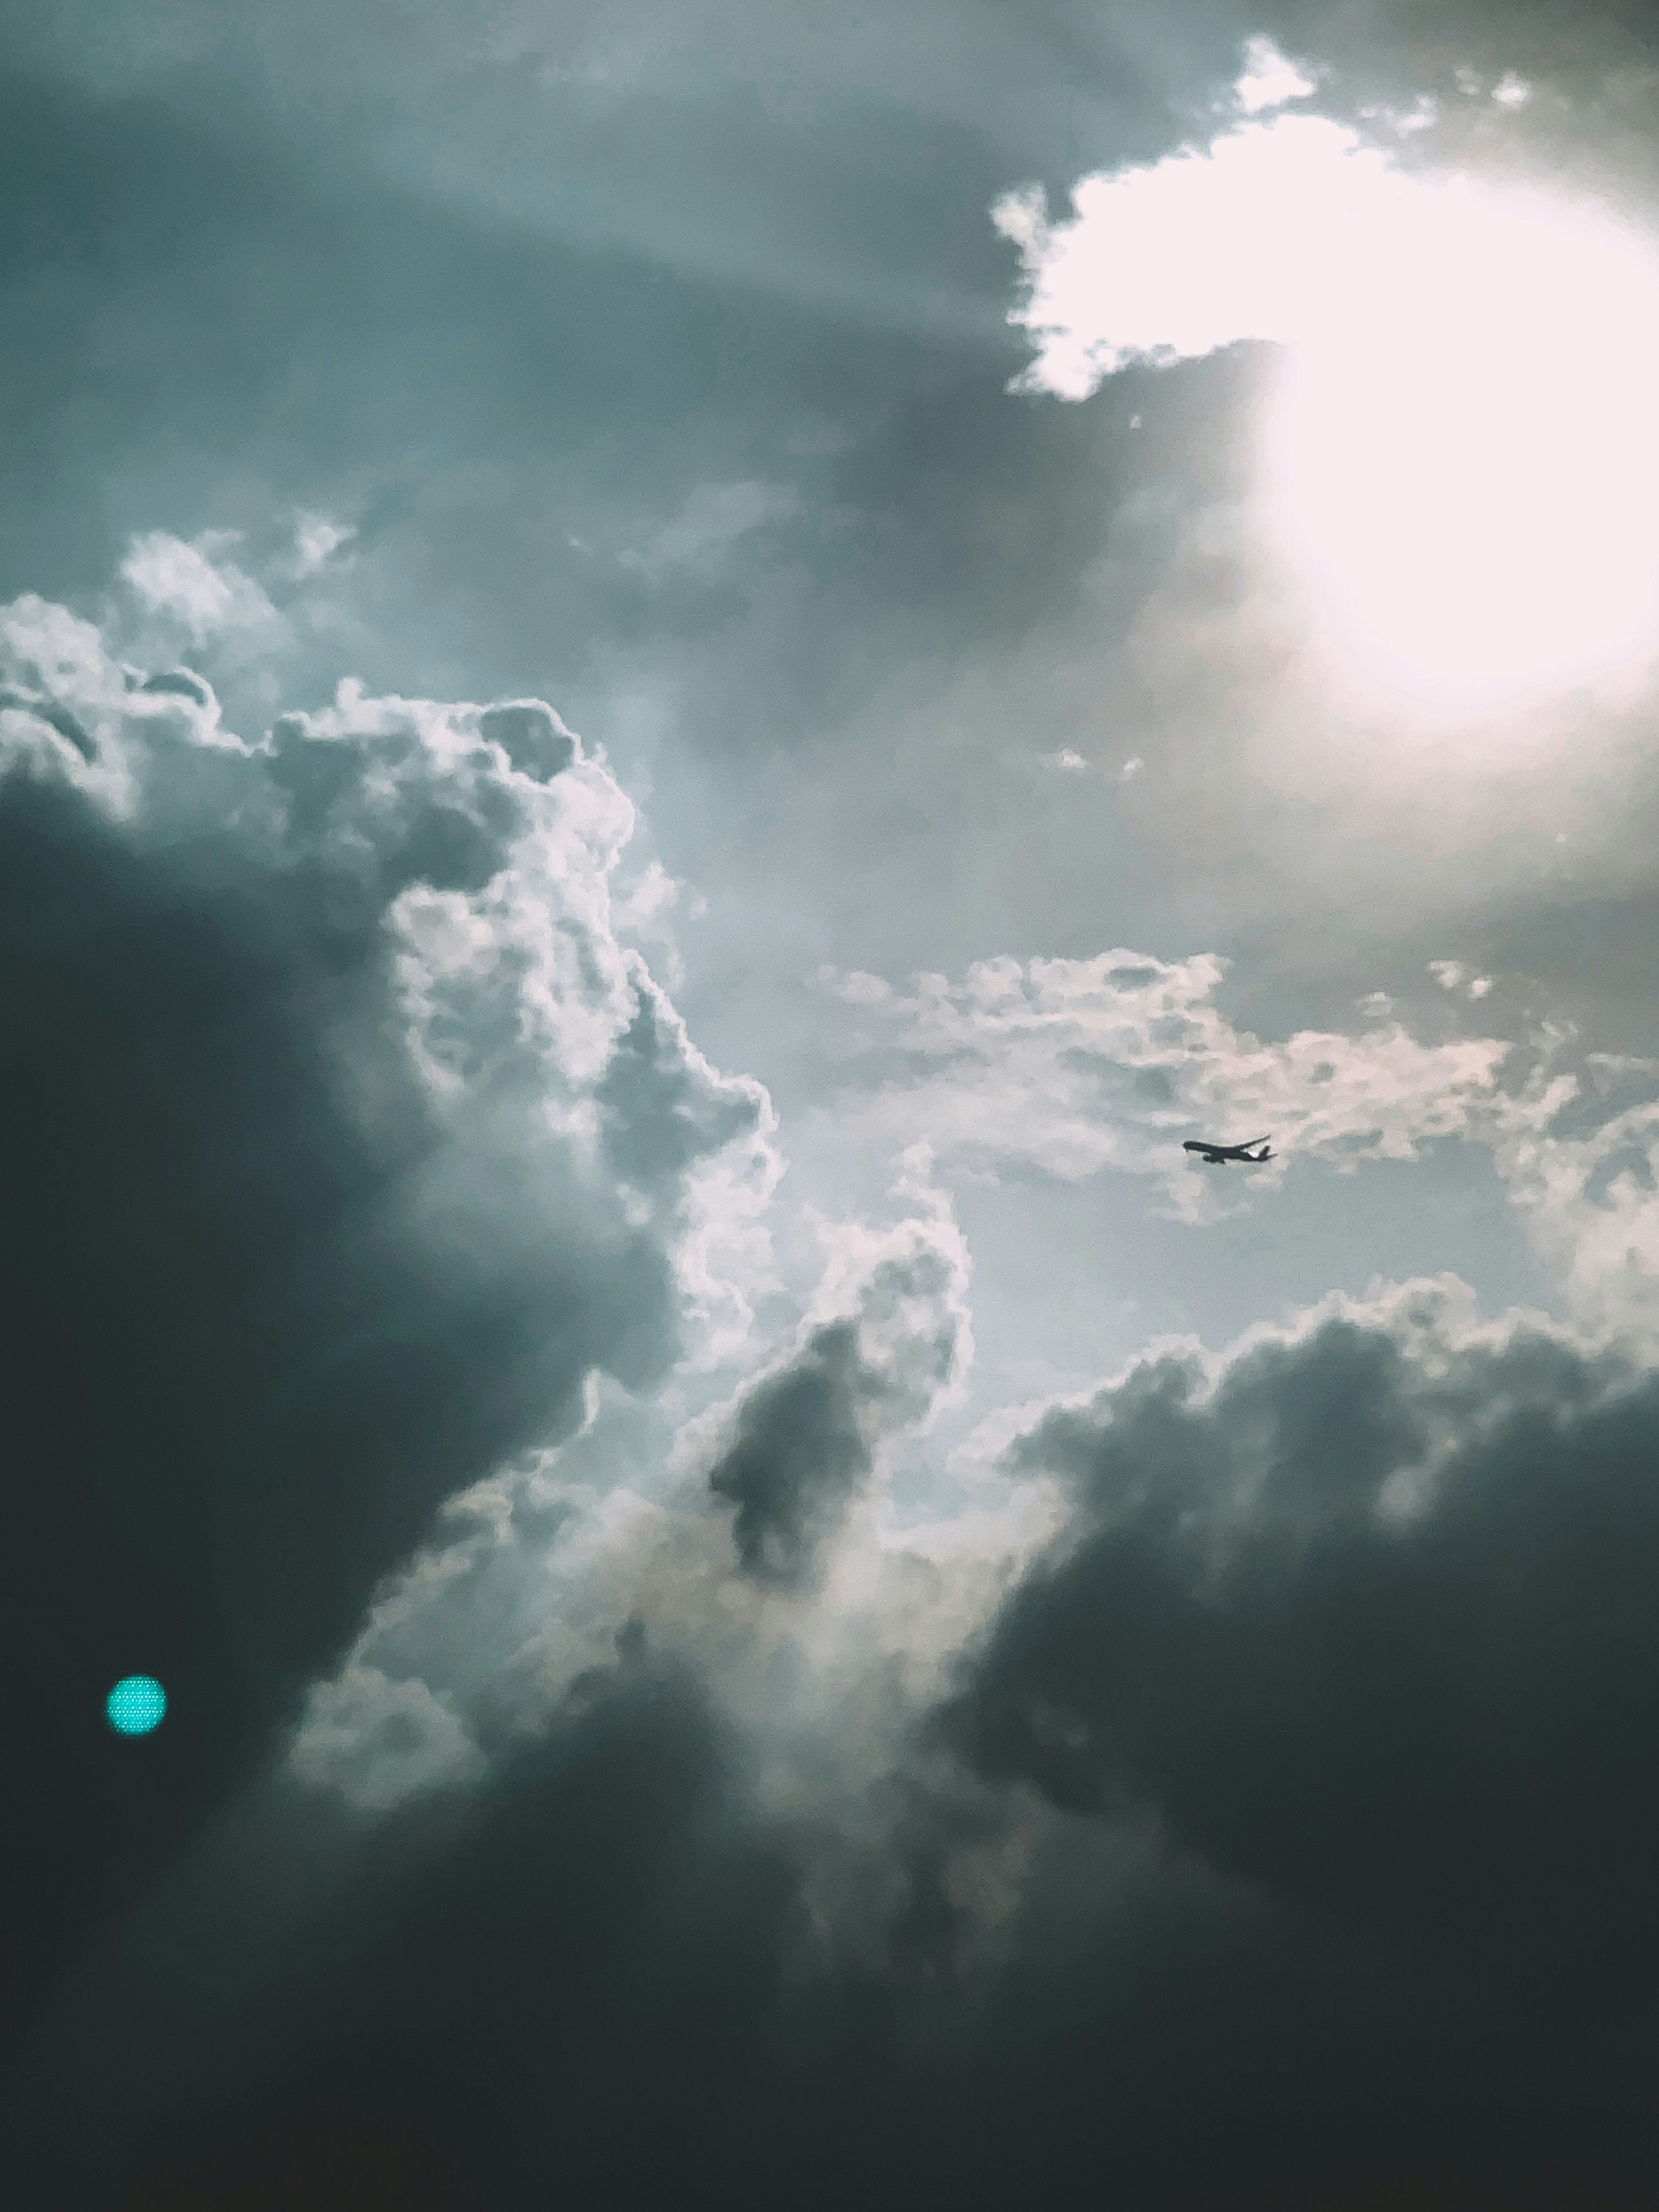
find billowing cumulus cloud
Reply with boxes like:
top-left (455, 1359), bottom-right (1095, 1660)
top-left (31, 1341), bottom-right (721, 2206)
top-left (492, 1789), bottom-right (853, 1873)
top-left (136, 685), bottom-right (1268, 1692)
top-left (994, 109), bottom-right (1389, 397)
top-left (0, 575), bottom-right (775, 1732)
top-left (953, 1274), bottom-right (1659, 2000)
top-left (707, 1173), bottom-right (973, 1587)
top-left (288, 1141), bottom-right (975, 1815)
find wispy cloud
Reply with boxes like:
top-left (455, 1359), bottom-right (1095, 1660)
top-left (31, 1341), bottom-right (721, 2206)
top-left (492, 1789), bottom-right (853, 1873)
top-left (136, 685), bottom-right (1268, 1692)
top-left (816, 949), bottom-right (1510, 1219)
top-left (1428, 959), bottom-right (1494, 1001)
top-left (1231, 34), bottom-right (1321, 117)
top-left (289, 512), bottom-right (356, 578)
top-left (621, 479), bottom-right (799, 575)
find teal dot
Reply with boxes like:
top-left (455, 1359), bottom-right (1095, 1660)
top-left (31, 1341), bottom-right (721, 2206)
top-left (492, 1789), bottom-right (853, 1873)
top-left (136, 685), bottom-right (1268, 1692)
top-left (106, 1675), bottom-right (167, 1736)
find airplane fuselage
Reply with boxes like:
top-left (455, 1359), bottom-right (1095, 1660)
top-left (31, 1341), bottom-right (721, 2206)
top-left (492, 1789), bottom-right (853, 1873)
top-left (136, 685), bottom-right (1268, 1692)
top-left (1183, 1138), bottom-right (1272, 1166)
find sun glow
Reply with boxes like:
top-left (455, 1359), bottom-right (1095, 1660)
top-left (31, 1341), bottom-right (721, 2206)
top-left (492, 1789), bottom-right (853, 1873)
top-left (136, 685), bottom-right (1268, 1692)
top-left (1260, 179), bottom-right (1659, 714)
top-left (998, 74), bottom-right (1659, 718)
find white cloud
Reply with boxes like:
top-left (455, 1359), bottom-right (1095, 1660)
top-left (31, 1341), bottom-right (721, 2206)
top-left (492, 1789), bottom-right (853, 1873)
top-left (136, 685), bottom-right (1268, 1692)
top-left (0, 584), bottom-right (779, 1385)
top-left (1428, 960), bottom-right (1494, 1001)
top-left (1490, 1046), bottom-right (1659, 1341)
top-left (120, 530), bottom-right (280, 643)
top-left (610, 856), bottom-right (696, 988)
top-left (1450, 67), bottom-right (1532, 109)
top-left (992, 86), bottom-right (1659, 716)
top-left (1232, 34), bottom-right (1320, 117)
top-left (992, 107), bottom-right (1649, 405)
top-left (992, 112), bottom-right (1404, 398)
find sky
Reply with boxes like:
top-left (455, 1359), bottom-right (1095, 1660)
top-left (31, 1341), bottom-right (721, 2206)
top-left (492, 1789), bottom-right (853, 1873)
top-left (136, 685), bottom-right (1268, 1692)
top-left (7, 3), bottom-right (1659, 2204)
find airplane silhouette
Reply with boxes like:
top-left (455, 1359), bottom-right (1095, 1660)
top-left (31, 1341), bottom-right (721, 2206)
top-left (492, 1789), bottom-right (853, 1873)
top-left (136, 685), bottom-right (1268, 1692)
top-left (1183, 1135), bottom-right (1273, 1166)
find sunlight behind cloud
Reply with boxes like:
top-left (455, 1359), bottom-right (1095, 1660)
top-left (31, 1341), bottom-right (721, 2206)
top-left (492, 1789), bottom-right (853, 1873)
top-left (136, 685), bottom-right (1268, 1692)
top-left (1261, 184), bottom-right (1659, 713)
top-left (997, 54), bottom-right (1659, 716)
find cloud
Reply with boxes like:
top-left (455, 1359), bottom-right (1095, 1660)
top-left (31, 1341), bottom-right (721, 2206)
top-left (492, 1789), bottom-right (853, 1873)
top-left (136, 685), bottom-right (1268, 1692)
top-left (1232, 34), bottom-right (1321, 117)
top-left (0, 576), bottom-right (773, 1716)
top-left (953, 1274), bottom-right (1659, 1994)
top-left (66, 1252), bottom-right (1659, 2205)
top-left (1489, 1043), bottom-right (1659, 1340)
top-left (288, 511), bottom-right (356, 578)
top-left (810, 955), bottom-right (1659, 1346)
top-left (992, 109), bottom-right (1405, 399)
top-left (286, 1139), bottom-right (975, 1815)
top-left (817, 947), bottom-right (1510, 1217)
top-left (289, 1664), bottom-right (487, 1812)
top-left (991, 25), bottom-right (1637, 413)
top-left (708, 1320), bottom-right (882, 1586)
top-left (707, 1175), bottom-right (973, 1589)
top-left (1428, 957), bottom-right (1494, 1000)
top-left (120, 529), bottom-right (281, 643)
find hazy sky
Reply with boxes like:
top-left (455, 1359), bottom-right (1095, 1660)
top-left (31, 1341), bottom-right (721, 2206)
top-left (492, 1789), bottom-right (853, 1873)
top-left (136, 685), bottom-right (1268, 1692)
top-left (8, 5), bottom-right (1659, 2205)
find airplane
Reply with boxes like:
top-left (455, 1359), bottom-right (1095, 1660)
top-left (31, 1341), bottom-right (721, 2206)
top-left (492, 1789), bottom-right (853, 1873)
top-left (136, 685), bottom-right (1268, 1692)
top-left (1183, 1134), bottom-right (1273, 1166)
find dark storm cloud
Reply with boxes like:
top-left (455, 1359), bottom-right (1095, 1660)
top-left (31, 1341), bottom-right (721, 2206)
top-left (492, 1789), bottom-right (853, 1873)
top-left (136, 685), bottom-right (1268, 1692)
top-left (707, 1319), bottom-right (875, 1585)
top-left (953, 1282), bottom-right (1659, 1994)
top-left (68, 1287), bottom-right (1659, 2207)
top-left (77, 1271), bottom-right (1659, 2208)
top-left (0, 590), bottom-right (764, 2074)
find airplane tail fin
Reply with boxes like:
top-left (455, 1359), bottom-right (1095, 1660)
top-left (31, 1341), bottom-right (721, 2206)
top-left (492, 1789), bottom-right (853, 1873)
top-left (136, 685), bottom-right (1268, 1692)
top-left (1255, 1145), bottom-right (1272, 1161)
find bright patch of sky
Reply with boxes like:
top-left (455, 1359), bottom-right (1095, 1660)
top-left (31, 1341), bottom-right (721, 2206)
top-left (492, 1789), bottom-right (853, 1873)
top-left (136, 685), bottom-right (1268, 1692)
top-left (994, 38), bottom-right (1659, 715)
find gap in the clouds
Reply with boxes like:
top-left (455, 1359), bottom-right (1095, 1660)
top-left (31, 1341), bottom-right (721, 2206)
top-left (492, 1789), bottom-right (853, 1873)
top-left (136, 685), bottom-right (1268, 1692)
top-left (904, 1136), bottom-right (1564, 1466)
